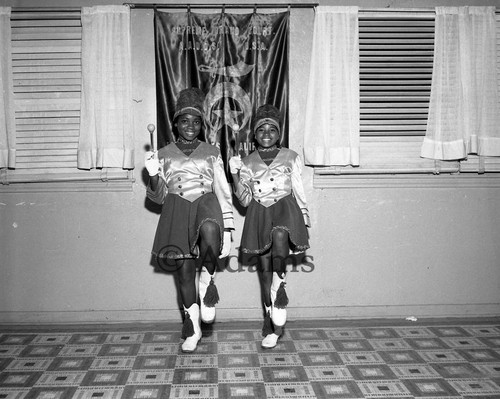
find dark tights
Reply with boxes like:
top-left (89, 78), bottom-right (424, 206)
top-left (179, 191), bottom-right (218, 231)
top-left (176, 221), bottom-right (221, 308)
top-left (259, 228), bottom-right (290, 307)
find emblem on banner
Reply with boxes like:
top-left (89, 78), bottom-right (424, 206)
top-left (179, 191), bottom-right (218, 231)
top-left (201, 61), bottom-right (253, 155)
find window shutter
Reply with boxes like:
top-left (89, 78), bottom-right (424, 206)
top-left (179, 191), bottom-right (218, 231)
top-left (3, 9), bottom-right (132, 187)
top-left (11, 9), bottom-right (82, 175)
top-left (315, 10), bottom-right (441, 176)
top-left (359, 11), bottom-right (434, 138)
top-left (315, 9), bottom-right (500, 180)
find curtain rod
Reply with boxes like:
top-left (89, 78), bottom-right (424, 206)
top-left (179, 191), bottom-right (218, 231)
top-left (123, 3), bottom-right (318, 9)
top-left (361, 8), bottom-right (434, 12)
top-left (12, 7), bottom-right (81, 11)
top-left (10, 5), bottom-right (497, 13)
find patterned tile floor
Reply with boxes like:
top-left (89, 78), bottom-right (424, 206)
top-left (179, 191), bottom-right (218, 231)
top-left (1, 318), bottom-right (500, 398)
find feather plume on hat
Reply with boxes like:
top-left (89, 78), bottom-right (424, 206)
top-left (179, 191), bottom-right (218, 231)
top-left (174, 88), bottom-right (205, 120)
top-left (252, 104), bottom-right (281, 133)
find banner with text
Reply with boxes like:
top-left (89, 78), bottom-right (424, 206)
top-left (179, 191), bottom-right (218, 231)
top-left (154, 10), bottom-right (289, 169)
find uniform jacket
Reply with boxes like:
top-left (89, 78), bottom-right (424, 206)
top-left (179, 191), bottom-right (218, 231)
top-left (235, 148), bottom-right (311, 227)
top-left (147, 142), bottom-right (234, 229)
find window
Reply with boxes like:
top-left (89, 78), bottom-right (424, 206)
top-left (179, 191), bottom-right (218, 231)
top-left (360, 11), bottom-right (433, 139)
top-left (314, 9), bottom-right (500, 187)
top-left (1, 8), bottom-right (132, 191)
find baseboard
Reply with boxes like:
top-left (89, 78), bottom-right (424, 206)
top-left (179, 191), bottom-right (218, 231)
top-left (1, 303), bottom-right (499, 325)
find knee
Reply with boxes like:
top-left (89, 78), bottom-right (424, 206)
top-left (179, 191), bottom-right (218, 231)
top-left (200, 221), bottom-right (220, 240)
top-left (272, 228), bottom-right (289, 243)
top-left (176, 263), bottom-right (196, 285)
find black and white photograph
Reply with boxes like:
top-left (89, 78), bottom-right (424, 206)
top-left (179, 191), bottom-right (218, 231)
top-left (1, 0), bottom-right (499, 397)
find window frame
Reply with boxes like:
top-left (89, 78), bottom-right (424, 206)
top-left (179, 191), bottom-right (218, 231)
top-left (0, 7), bottom-right (133, 192)
top-left (313, 8), bottom-right (500, 188)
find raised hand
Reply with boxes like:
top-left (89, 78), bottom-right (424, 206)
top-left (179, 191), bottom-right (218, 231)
top-left (229, 155), bottom-right (242, 174)
top-left (145, 151), bottom-right (160, 176)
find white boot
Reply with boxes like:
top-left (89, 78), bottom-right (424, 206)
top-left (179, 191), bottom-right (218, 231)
top-left (261, 305), bottom-right (279, 349)
top-left (181, 304), bottom-right (202, 353)
top-left (199, 267), bottom-right (219, 324)
top-left (270, 272), bottom-right (288, 327)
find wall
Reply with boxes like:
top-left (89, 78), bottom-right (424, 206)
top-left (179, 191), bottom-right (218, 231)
top-left (1, 0), bottom-right (499, 324)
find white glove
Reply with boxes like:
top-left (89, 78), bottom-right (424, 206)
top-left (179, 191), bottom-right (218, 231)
top-left (219, 231), bottom-right (232, 258)
top-left (229, 156), bottom-right (242, 174)
top-left (145, 151), bottom-right (160, 176)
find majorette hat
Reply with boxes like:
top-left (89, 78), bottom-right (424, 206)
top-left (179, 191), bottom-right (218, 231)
top-left (173, 88), bottom-right (205, 120)
top-left (252, 104), bottom-right (281, 133)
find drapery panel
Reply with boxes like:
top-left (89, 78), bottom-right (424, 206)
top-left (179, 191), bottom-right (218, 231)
top-left (304, 6), bottom-right (360, 166)
top-left (0, 7), bottom-right (15, 169)
top-left (78, 5), bottom-right (134, 170)
top-left (421, 6), bottom-right (500, 160)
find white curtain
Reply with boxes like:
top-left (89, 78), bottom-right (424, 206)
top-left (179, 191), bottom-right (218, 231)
top-left (0, 7), bottom-right (15, 169)
top-left (304, 6), bottom-right (360, 166)
top-left (421, 6), bottom-right (500, 160)
top-left (78, 5), bottom-right (134, 169)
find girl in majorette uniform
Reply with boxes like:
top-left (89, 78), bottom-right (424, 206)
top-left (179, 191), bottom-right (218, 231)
top-left (229, 104), bottom-right (310, 348)
top-left (145, 88), bottom-right (234, 352)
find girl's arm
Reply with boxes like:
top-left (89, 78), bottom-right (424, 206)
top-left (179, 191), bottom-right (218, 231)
top-left (291, 155), bottom-right (311, 227)
top-left (146, 152), bottom-right (168, 204)
top-left (149, 174), bottom-right (159, 191)
top-left (213, 155), bottom-right (235, 230)
top-left (229, 156), bottom-right (252, 207)
top-left (146, 175), bottom-right (167, 204)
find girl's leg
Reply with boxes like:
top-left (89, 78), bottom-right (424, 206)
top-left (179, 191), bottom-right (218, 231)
top-left (271, 228), bottom-right (290, 277)
top-left (261, 227), bottom-right (291, 349)
top-left (176, 258), bottom-right (197, 307)
top-left (258, 251), bottom-right (273, 307)
top-left (198, 221), bottom-right (221, 323)
top-left (270, 228), bottom-right (290, 331)
top-left (198, 221), bottom-right (221, 273)
top-left (261, 229), bottom-right (291, 349)
top-left (258, 251), bottom-right (278, 348)
top-left (176, 258), bottom-right (201, 353)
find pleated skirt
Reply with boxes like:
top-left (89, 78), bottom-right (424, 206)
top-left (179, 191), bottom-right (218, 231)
top-left (152, 192), bottom-right (223, 260)
top-left (240, 195), bottom-right (309, 254)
